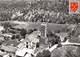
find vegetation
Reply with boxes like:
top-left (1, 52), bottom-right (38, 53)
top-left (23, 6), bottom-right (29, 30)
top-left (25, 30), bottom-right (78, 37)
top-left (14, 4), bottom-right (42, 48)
top-left (47, 31), bottom-right (61, 46)
top-left (0, 0), bottom-right (79, 24)
top-left (36, 50), bottom-right (51, 57)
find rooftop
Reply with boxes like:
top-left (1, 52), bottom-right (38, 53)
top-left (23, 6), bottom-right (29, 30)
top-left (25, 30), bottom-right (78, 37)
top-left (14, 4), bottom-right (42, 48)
top-left (3, 40), bottom-right (19, 47)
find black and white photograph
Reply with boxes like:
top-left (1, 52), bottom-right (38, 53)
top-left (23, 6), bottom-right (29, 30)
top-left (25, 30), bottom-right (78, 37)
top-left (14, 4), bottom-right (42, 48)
top-left (0, 0), bottom-right (80, 57)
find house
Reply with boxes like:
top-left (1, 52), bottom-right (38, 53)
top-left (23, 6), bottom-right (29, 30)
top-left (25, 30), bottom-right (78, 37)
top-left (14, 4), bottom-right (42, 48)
top-left (0, 40), bottom-right (19, 53)
top-left (17, 41), bottom-right (26, 49)
top-left (25, 31), bottom-right (41, 49)
top-left (3, 40), bottom-right (19, 47)
top-left (24, 54), bottom-right (32, 57)
top-left (11, 11), bottom-right (24, 19)
top-left (0, 26), bottom-right (5, 32)
top-left (1, 33), bottom-right (13, 38)
top-left (0, 50), bottom-right (7, 57)
top-left (16, 48), bottom-right (34, 57)
top-left (3, 53), bottom-right (9, 57)
top-left (1, 45), bottom-right (17, 53)
top-left (0, 36), bottom-right (5, 41)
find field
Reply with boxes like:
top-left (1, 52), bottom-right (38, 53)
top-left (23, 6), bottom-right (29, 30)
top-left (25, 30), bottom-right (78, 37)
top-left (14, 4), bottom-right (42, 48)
top-left (8, 21), bottom-right (71, 33)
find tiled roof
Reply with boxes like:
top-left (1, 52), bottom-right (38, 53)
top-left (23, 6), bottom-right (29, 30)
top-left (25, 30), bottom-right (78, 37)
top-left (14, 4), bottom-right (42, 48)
top-left (1, 45), bottom-right (17, 52)
top-left (3, 40), bottom-right (19, 47)
top-left (26, 31), bottom-right (40, 43)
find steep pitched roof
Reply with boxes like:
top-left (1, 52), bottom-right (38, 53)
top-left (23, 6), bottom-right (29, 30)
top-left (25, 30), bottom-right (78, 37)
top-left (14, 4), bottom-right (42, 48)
top-left (3, 40), bottom-right (19, 47)
top-left (25, 31), bottom-right (41, 43)
top-left (1, 45), bottom-right (17, 52)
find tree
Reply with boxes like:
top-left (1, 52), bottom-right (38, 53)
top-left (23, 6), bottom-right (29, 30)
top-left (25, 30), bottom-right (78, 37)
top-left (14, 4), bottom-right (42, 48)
top-left (36, 52), bottom-right (43, 57)
top-left (11, 35), bottom-right (16, 40)
top-left (36, 50), bottom-right (51, 57)
top-left (20, 29), bottom-right (27, 38)
top-left (15, 34), bottom-right (21, 41)
top-left (42, 50), bottom-right (51, 57)
top-left (51, 46), bottom-right (79, 57)
top-left (47, 31), bottom-right (61, 46)
top-left (2, 22), bottom-right (12, 30)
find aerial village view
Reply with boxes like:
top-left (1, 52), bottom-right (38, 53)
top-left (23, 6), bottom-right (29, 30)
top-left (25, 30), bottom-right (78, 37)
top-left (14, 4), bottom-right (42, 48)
top-left (0, 0), bottom-right (80, 57)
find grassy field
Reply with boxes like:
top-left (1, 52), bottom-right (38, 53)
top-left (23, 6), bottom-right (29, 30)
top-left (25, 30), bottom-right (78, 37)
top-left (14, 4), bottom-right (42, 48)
top-left (0, 21), bottom-right (71, 33)
top-left (11, 21), bottom-right (70, 33)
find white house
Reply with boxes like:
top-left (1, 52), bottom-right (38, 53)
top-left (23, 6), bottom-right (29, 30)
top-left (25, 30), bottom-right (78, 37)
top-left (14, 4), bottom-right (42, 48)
top-left (0, 26), bottom-right (4, 32)
top-left (16, 48), bottom-right (34, 57)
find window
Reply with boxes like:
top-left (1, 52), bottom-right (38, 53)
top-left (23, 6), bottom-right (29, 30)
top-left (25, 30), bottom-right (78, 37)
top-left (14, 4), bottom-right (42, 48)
top-left (36, 42), bottom-right (39, 48)
top-left (26, 42), bottom-right (28, 48)
top-left (16, 56), bottom-right (22, 57)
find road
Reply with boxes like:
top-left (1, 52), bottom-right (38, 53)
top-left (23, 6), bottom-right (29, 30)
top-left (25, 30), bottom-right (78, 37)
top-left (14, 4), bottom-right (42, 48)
top-left (49, 41), bottom-right (80, 52)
